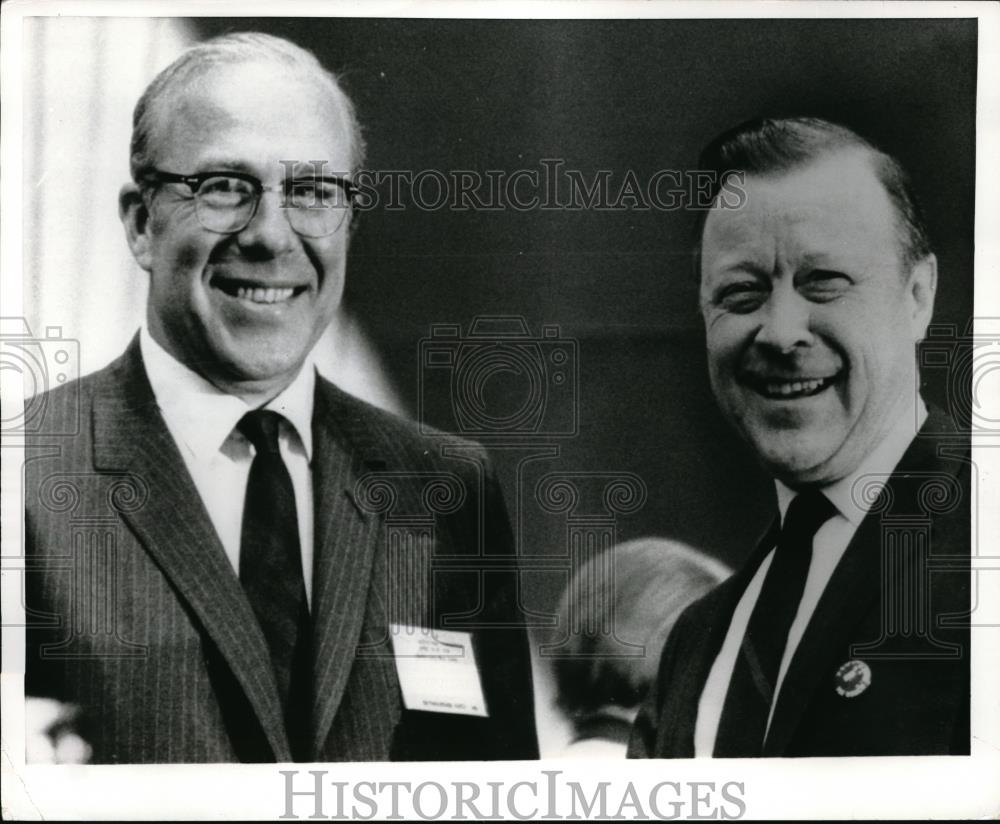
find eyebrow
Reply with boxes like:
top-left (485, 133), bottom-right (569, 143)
top-left (797, 252), bottom-right (832, 269)
top-left (711, 259), bottom-right (772, 279)
top-left (711, 250), bottom-right (841, 279)
top-left (189, 159), bottom-right (259, 175)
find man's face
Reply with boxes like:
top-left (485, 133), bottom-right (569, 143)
top-left (126, 60), bottom-right (353, 398)
top-left (699, 150), bottom-right (936, 487)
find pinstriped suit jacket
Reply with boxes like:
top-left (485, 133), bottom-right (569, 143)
top-left (25, 337), bottom-right (538, 763)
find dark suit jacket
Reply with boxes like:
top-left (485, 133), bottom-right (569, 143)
top-left (629, 409), bottom-right (970, 757)
top-left (24, 337), bottom-right (538, 763)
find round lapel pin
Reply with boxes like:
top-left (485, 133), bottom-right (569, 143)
top-left (835, 659), bottom-right (872, 698)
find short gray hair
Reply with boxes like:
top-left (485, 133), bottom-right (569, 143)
top-left (129, 31), bottom-right (366, 181)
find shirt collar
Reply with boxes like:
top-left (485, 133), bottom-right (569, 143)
top-left (775, 400), bottom-right (929, 527)
top-left (140, 327), bottom-right (315, 461)
top-left (263, 355), bottom-right (315, 459)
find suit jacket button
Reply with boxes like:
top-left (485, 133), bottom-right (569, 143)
top-left (835, 659), bottom-right (872, 697)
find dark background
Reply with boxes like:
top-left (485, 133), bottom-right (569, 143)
top-left (199, 18), bottom-right (977, 617)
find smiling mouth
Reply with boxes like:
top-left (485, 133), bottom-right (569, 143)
top-left (742, 373), bottom-right (841, 400)
top-left (211, 276), bottom-right (308, 305)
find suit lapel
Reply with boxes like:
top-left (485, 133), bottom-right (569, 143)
top-left (763, 411), bottom-right (961, 755)
top-left (308, 379), bottom-right (386, 758)
top-left (762, 510), bottom-right (882, 755)
top-left (91, 338), bottom-right (291, 761)
top-left (664, 518), bottom-right (781, 756)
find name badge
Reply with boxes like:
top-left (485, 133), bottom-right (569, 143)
top-left (390, 624), bottom-right (489, 717)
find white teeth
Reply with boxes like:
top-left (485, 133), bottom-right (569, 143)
top-left (234, 286), bottom-right (295, 304)
top-left (762, 377), bottom-right (829, 397)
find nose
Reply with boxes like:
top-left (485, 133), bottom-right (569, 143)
top-left (754, 281), bottom-right (814, 353)
top-left (234, 188), bottom-right (297, 255)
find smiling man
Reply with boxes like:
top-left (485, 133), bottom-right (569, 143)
top-left (629, 117), bottom-right (970, 758)
top-left (24, 32), bottom-right (538, 763)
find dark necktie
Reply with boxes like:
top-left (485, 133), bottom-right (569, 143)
top-left (238, 409), bottom-right (312, 761)
top-left (714, 489), bottom-right (836, 757)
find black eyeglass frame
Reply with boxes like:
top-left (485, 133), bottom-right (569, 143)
top-left (140, 169), bottom-right (357, 237)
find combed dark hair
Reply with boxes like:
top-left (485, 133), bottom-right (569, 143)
top-left (553, 538), bottom-right (729, 720)
top-left (129, 32), bottom-right (366, 182)
top-left (693, 117), bottom-right (932, 272)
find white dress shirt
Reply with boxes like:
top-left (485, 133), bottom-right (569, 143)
top-left (694, 402), bottom-right (928, 756)
top-left (140, 328), bottom-right (317, 606)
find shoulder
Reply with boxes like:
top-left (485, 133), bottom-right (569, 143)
top-left (315, 375), bottom-right (490, 472)
top-left (882, 408), bottom-right (970, 546)
top-left (23, 352), bottom-right (143, 524)
top-left (654, 566), bottom-right (746, 684)
top-left (670, 578), bottom-right (734, 645)
top-left (24, 349), bottom-right (135, 442)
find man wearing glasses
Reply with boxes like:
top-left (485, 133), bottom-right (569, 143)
top-left (24, 32), bottom-right (538, 764)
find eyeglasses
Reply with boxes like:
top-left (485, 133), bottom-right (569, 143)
top-left (142, 169), bottom-right (356, 237)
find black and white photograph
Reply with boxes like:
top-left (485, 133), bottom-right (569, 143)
top-left (1, 2), bottom-right (997, 819)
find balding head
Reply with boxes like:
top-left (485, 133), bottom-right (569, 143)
top-left (129, 32), bottom-right (366, 182)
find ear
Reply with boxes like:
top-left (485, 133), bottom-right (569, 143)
top-left (119, 183), bottom-right (154, 272)
top-left (907, 252), bottom-right (937, 342)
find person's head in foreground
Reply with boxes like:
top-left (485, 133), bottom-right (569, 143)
top-left (554, 538), bottom-right (729, 745)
